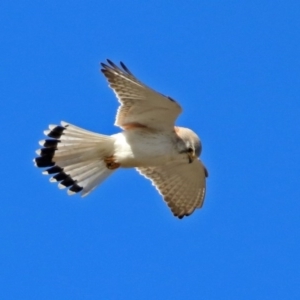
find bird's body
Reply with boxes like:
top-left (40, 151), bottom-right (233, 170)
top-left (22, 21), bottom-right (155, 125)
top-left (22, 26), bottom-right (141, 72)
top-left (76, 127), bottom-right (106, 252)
top-left (34, 60), bottom-right (208, 218)
top-left (112, 129), bottom-right (185, 168)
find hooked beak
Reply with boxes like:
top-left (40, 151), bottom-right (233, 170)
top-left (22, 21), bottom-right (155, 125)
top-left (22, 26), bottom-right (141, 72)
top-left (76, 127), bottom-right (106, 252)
top-left (187, 149), bottom-right (196, 163)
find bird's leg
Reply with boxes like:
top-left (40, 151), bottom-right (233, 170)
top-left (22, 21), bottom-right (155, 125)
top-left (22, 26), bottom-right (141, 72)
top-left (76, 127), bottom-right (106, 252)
top-left (104, 156), bottom-right (120, 170)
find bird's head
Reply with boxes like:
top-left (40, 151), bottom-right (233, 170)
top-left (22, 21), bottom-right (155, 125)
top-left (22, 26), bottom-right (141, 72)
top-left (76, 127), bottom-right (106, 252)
top-left (175, 127), bottom-right (202, 163)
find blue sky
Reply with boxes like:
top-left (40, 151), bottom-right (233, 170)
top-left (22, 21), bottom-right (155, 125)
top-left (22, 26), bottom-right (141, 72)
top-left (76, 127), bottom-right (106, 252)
top-left (1, 1), bottom-right (300, 299)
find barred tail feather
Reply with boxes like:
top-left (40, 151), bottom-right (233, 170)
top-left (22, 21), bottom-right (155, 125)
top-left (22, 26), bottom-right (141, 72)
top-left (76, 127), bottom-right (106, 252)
top-left (34, 121), bottom-right (116, 196)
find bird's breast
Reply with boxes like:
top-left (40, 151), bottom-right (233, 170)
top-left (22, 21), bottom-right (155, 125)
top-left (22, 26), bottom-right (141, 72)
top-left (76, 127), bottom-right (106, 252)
top-left (112, 130), bottom-right (179, 168)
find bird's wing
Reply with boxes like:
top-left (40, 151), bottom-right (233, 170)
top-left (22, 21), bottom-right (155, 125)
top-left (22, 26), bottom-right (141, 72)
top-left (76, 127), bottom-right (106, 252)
top-left (137, 159), bottom-right (208, 218)
top-left (101, 60), bottom-right (182, 131)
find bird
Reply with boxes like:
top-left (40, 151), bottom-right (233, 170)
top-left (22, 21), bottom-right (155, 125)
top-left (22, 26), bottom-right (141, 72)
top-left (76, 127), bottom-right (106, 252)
top-left (34, 59), bottom-right (208, 218)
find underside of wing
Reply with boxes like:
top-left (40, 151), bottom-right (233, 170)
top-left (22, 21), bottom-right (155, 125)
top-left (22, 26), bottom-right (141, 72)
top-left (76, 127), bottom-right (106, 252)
top-left (137, 160), bottom-right (207, 218)
top-left (101, 60), bottom-right (182, 131)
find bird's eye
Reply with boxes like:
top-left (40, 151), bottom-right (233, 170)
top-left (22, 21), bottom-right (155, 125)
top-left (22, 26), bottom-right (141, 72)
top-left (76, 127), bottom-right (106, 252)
top-left (187, 147), bottom-right (193, 153)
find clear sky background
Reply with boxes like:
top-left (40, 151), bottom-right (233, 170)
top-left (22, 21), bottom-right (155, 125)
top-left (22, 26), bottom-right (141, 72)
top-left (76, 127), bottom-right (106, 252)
top-left (1, 1), bottom-right (300, 299)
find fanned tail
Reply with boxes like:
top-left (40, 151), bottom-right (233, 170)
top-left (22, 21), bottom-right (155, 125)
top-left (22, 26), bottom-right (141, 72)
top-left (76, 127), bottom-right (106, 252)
top-left (34, 121), bottom-right (116, 197)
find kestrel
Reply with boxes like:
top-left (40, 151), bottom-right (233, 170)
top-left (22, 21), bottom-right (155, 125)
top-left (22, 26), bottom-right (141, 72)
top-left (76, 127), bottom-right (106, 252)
top-left (34, 60), bottom-right (208, 218)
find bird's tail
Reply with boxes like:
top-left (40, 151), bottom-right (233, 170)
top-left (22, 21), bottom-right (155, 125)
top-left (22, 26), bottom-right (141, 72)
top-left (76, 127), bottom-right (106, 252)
top-left (34, 121), bottom-right (116, 197)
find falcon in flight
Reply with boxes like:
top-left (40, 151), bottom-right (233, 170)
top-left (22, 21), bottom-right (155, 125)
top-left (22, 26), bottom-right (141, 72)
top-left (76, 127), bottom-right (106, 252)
top-left (34, 60), bottom-right (208, 218)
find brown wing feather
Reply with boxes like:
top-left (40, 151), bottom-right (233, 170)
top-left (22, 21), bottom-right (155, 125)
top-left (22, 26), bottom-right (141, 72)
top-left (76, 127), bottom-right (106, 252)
top-left (137, 159), bottom-right (207, 218)
top-left (101, 60), bottom-right (182, 131)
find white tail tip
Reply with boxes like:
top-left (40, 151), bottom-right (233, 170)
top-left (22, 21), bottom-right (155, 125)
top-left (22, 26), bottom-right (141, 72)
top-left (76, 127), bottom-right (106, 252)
top-left (58, 183), bottom-right (67, 189)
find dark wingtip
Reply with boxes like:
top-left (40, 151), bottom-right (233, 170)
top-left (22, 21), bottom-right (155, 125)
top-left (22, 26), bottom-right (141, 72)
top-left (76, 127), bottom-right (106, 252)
top-left (167, 96), bottom-right (176, 103)
top-left (120, 61), bottom-right (132, 75)
top-left (101, 60), bottom-right (115, 74)
top-left (100, 62), bottom-right (108, 69)
top-left (204, 166), bottom-right (209, 178)
top-left (106, 58), bottom-right (113, 65)
top-left (101, 59), bottom-right (133, 78)
top-left (172, 209), bottom-right (191, 219)
top-left (106, 59), bottom-right (119, 69)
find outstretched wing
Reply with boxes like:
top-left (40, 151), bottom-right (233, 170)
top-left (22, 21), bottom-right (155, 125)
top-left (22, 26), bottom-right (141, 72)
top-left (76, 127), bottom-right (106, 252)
top-left (137, 159), bottom-right (207, 218)
top-left (101, 60), bottom-right (182, 131)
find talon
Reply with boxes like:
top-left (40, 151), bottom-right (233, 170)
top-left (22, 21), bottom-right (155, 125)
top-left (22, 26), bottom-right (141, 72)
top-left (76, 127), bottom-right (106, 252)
top-left (104, 156), bottom-right (120, 170)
